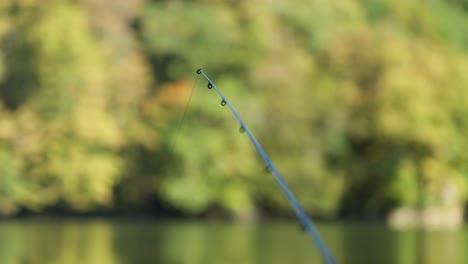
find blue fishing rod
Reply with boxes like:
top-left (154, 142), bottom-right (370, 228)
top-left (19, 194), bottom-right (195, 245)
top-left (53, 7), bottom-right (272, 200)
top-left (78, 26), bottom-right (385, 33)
top-left (196, 69), bottom-right (337, 264)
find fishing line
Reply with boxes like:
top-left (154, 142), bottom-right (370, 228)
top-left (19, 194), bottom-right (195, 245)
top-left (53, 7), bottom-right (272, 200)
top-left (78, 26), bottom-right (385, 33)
top-left (196, 68), bottom-right (337, 264)
top-left (170, 74), bottom-right (199, 153)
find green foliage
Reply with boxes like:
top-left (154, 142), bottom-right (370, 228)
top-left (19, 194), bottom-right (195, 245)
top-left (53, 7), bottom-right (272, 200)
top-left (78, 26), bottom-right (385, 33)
top-left (0, 146), bottom-right (27, 215)
top-left (141, 0), bottom-right (262, 80)
top-left (0, 0), bottom-right (150, 214)
top-left (0, 0), bottom-right (468, 219)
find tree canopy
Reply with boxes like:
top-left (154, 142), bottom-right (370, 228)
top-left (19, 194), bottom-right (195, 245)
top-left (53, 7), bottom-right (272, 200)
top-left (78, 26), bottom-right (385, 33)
top-left (0, 0), bottom-right (467, 220)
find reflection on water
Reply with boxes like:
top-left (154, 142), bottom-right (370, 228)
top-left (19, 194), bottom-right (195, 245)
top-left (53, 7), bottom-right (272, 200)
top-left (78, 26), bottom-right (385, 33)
top-left (0, 219), bottom-right (465, 264)
top-left (340, 223), bottom-right (466, 264)
top-left (0, 220), bottom-right (118, 264)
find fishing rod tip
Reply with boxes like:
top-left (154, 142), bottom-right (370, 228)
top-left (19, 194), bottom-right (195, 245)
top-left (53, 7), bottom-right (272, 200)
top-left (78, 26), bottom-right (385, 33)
top-left (196, 69), bottom-right (202, 74)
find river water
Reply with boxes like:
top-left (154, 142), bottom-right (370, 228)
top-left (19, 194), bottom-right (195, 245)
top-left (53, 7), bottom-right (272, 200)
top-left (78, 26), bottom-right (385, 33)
top-left (0, 219), bottom-right (465, 264)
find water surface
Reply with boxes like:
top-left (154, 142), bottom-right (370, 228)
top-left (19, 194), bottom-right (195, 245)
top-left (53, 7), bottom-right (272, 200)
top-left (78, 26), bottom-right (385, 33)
top-left (0, 219), bottom-right (465, 264)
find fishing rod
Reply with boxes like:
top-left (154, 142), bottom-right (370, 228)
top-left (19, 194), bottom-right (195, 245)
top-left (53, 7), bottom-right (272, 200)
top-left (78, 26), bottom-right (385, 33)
top-left (196, 69), bottom-right (337, 264)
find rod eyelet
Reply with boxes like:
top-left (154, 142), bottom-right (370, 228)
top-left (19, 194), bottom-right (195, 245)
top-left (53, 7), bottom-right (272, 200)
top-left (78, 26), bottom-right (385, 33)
top-left (298, 224), bottom-right (306, 232)
top-left (221, 99), bottom-right (226, 106)
top-left (239, 126), bottom-right (245, 133)
top-left (196, 69), bottom-right (202, 74)
top-left (208, 83), bottom-right (213, 89)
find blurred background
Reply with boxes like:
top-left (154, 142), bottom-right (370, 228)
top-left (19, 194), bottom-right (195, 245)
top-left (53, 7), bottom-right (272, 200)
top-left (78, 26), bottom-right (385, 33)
top-left (0, 0), bottom-right (468, 263)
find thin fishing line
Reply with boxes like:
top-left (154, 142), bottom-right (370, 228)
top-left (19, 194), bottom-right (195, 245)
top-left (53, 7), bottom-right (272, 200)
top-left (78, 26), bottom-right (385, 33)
top-left (170, 74), bottom-right (199, 152)
top-left (196, 68), bottom-right (337, 264)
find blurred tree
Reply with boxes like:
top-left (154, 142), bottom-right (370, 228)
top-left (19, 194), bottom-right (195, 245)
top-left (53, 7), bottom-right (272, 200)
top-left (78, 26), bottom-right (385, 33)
top-left (0, 0), bottom-right (153, 214)
top-left (138, 0), bottom-right (468, 219)
top-left (0, 0), bottom-right (467, 221)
